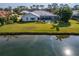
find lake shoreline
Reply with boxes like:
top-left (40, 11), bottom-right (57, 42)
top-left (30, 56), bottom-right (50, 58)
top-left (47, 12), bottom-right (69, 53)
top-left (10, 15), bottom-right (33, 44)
top-left (0, 32), bottom-right (79, 35)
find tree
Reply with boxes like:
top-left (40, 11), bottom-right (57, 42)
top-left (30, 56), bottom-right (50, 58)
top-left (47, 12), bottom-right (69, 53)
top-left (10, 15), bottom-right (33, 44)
top-left (47, 4), bottom-right (52, 12)
top-left (18, 6), bottom-right (28, 11)
top-left (0, 17), bottom-right (5, 26)
top-left (40, 5), bottom-right (44, 9)
top-left (0, 8), bottom-right (3, 10)
top-left (47, 3), bottom-right (59, 14)
top-left (10, 15), bottom-right (17, 23)
top-left (58, 4), bottom-right (72, 23)
top-left (32, 5), bottom-right (44, 9)
top-left (13, 6), bottom-right (28, 14)
top-left (32, 5), bottom-right (36, 9)
top-left (52, 3), bottom-right (58, 10)
top-left (4, 6), bottom-right (12, 12)
top-left (36, 5), bottom-right (40, 9)
top-left (48, 4), bottom-right (52, 9)
top-left (30, 6), bottom-right (33, 9)
top-left (13, 7), bottom-right (20, 14)
top-left (73, 5), bottom-right (79, 10)
top-left (4, 8), bottom-right (9, 11)
top-left (51, 3), bottom-right (59, 14)
top-left (8, 6), bottom-right (12, 12)
top-left (56, 35), bottom-right (70, 41)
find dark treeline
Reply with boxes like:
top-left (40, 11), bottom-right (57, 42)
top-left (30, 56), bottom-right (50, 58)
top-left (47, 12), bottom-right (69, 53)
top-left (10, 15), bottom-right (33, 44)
top-left (0, 3), bottom-right (79, 14)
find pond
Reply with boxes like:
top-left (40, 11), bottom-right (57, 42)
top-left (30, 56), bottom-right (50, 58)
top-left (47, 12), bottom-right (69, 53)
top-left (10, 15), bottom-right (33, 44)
top-left (0, 35), bottom-right (79, 56)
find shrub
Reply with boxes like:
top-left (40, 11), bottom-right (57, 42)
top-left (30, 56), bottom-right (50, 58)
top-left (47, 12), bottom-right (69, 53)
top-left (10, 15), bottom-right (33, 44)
top-left (6, 20), bottom-right (13, 24)
top-left (0, 17), bottom-right (5, 26)
top-left (10, 15), bottom-right (18, 23)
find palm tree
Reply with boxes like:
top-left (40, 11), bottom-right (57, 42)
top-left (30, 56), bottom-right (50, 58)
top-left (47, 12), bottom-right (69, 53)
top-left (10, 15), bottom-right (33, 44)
top-left (48, 4), bottom-right (52, 9)
top-left (0, 8), bottom-right (3, 10)
top-left (8, 6), bottom-right (12, 11)
top-left (52, 3), bottom-right (58, 10)
top-left (59, 4), bottom-right (64, 8)
top-left (30, 6), bottom-right (33, 9)
top-left (32, 5), bottom-right (36, 9)
top-left (51, 3), bottom-right (59, 14)
top-left (40, 5), bottom-right (44, 9)
top-left (73, 5), bottom-right (79, 10)
top-left (36, 5), bottom-right (40, 9)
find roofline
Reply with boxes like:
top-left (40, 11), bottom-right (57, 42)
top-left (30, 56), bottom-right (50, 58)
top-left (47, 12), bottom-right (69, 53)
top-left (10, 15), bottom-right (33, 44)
top-left (30, 12), bottom-right (40, 17)
top-left (21, 10), bottom-right (59, 17)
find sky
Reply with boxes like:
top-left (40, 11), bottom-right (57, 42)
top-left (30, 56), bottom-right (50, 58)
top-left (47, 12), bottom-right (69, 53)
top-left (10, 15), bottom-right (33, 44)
top-left (0, 3), bottom-right (79, 9)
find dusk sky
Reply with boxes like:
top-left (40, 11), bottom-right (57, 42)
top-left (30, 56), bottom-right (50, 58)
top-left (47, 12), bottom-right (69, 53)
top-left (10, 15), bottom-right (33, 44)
top-left (0, 3), bottom-right (78, 8)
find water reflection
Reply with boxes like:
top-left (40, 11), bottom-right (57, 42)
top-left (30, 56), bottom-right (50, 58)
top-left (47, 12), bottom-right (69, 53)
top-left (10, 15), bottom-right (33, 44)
top-left (0, 35), bottom-right (78, 56)
top-left (1, 35), bottom-right (19, 41)
top-left (55, 35), bottom-right (70, 41)
top-left (0, 35), bottom-right (70, 41)
top-left (64, 48), bottom-right (72, 56)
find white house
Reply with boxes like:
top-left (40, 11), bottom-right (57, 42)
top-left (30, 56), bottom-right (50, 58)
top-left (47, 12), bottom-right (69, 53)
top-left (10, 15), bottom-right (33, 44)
top-left (71, 10), bottom-right (79, 20)
top-left (21, 12), bottom-right (38, 21)
top-left (21, 10), bottom-right (60, 22)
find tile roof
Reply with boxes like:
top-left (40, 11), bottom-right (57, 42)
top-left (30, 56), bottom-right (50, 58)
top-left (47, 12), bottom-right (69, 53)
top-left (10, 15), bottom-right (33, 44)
top-left (0, 11), bottom-right (10, 17)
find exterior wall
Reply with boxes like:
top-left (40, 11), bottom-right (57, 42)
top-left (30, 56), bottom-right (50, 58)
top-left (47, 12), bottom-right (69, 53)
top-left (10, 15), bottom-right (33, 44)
top-left (21, 13), bottom-right (38, 22)
top-left (40, 16), bottom-right (60, 21)
top-left (52, 16), bottom-right (60, 21)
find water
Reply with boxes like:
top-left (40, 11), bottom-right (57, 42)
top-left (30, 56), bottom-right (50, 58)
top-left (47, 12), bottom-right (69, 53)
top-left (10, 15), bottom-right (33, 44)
top-left (0, 35), bottom-right (78, 56)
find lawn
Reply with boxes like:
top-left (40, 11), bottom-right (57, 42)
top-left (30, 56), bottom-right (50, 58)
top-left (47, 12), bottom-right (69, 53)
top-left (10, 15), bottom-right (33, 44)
top-left (0, 19), bottom-right (79, 33)
top-left (58, 20), bottom-right (79, 33)
top-left (0, 22), bottom-right (54, 33)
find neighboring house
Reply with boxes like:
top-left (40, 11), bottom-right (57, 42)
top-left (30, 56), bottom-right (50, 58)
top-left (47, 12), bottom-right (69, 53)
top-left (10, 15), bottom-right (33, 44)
top-left (0, 10), bottom-right (11, 19)
top-left (71, 10), bottom-right (79, 20)
top-left (21, 10), bottom-right (60, 23)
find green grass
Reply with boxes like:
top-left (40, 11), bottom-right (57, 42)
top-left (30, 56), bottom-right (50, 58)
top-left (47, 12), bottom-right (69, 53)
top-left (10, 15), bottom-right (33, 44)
top-left (0, 22), bottom-right (53, 33)
top-left (58, 20), bottom-right (79, 33)
top-left (0, 19), bottom-right (79, 33)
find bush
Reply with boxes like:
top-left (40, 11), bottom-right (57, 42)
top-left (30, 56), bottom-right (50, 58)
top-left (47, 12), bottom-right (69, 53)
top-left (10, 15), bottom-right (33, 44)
top-left (6, 20), bottom-right (13, 24)
top-left (0, 17), bottom-right (5, 26)
top-left (58, 21), bottom-right (71, 27)
top-left (19, 19), bottom-right (22, 22)
top-left (10, 15), bottom-right (18, 23)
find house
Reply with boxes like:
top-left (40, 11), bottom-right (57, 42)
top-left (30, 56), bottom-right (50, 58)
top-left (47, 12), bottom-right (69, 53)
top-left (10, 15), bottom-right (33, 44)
top-left (21, 10), bottom-right (60, 23)
top-left (0, 10), bottom-right (11, 19)
top-left (71, 10), bottom-right (79, 20)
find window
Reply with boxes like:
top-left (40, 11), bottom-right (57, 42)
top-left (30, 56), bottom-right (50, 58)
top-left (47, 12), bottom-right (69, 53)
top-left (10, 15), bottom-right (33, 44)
top-left (31, 17), bottom-right (35, 20)
top-left (26, 17), bottom-right (28, 20)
